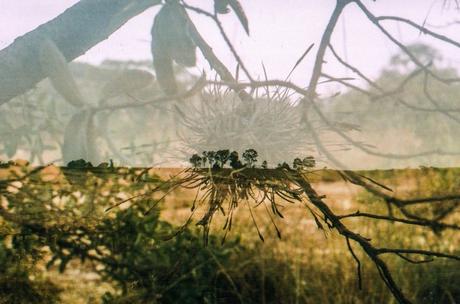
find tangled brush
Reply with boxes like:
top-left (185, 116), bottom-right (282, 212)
top-left (159, 150), bottom-right (320, 244)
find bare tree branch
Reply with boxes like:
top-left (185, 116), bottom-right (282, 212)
top-left (338, 211), bottom-right (460, 230)
top-left (376, 16), bottom-right (460, 49)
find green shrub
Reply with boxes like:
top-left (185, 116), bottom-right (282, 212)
top-left (25, 199), bottom-right (296, 303)
top-left (101, 209), bottom-right (297, 303)
top-left (0, 235), bottom-right (61, 304)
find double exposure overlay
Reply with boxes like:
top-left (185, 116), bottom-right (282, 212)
top-left (0, 1), bottom-right (459, 303)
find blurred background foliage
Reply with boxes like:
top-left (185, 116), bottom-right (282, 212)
top-left (1, 44), bottom-right (460, 169)
top-left (323, 43), bottom-right (460, 169)
top-left (0, 60), bottom-right (181, 167)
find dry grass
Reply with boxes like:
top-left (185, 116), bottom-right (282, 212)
top-left (153, 167), bottom-right (460, 303)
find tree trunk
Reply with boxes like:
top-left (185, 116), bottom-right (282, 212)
top-left (0, 0), bottom-right (160, 105)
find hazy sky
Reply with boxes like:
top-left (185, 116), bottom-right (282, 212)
top-left (1, 0), bottom-right (459, 90)
top-left (1, 1), bottom-right (460, 168)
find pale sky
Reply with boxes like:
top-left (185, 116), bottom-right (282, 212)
top-left (1, 1), bottom-right (460, 168)
top-left (1, 0), bottom-right (459, 89)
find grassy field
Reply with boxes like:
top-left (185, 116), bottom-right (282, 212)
top-left (0, 165), bottom-right (459, 303)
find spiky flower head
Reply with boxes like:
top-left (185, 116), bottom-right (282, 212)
top-left (178, 89), bottom-right (308, 167)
